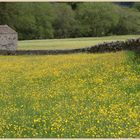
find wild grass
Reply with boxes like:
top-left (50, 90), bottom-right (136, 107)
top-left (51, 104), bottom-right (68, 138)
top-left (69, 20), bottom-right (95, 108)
top-left (0, 50), bottom-right (139, 138)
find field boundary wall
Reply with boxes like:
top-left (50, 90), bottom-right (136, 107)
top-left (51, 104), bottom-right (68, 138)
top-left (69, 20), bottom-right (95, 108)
top-left (0, 38), bottom-right (139, 55)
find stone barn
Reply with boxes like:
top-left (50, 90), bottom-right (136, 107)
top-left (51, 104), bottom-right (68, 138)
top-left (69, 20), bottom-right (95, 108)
top-left (0, 25), bottom-right (18, 50)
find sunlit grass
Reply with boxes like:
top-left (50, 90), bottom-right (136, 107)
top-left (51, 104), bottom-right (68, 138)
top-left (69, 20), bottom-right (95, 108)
top-left (0, 51), bottom-right (139, 137)
top-left (18, 35), bottom-right (140, 50)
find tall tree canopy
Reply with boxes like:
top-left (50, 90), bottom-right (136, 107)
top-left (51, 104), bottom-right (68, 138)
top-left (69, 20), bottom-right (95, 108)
top-left (0, 2), bottom-right (140, 40)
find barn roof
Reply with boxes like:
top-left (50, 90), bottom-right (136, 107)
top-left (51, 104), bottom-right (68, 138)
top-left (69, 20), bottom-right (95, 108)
top-left (0, 25), bottom-right (17, 34)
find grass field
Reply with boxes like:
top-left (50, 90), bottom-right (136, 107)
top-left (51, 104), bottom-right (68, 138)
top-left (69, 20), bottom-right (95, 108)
top-left (19, 35), bottom-right (140, 50)
top-left (0, 50), bottom-right (139, 137)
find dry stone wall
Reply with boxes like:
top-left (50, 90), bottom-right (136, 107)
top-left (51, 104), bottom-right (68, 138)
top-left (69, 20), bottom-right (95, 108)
top-left (88, 38), bottom-right (140, 53)
top-left (0, 38), bottom-right (139, 55)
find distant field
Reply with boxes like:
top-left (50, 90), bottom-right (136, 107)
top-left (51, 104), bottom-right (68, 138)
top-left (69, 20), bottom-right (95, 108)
top-left (0, 51), bottom-right (140, 137)
top-left (18, 35), bottom-right (140, 50)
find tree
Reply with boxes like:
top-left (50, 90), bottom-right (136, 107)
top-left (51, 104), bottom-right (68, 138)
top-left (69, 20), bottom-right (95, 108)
top-left (0, 2), bottom-right (139, 40)
top-left (33, 3), bottom-right (54, 39)
top-left (52, 3), bottom-right (77, 38)
top-left (114, 7), bottom-right (140, 34)
top-left (133, 3), bottom-right (140, 11)
top-left (75, 3), bottom-right (120, 37)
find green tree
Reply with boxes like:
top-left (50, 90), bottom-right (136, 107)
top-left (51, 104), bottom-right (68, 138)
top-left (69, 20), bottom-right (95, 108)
top-left (33, 3), bottom-right (54, 39)
top-left (133, 2), bottom-right (140, 11)
top-left (52, 3), bottom-right (76, 38)
top-left (0, 2), bottom-right (140, 40)
top-left (75, 3), bottom-right (120, 37)
top-left (114, 7), bottom-right (140, 35)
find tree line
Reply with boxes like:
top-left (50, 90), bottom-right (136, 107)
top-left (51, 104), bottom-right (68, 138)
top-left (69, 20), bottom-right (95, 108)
top-left (0, 2), bottom-right (140, 40)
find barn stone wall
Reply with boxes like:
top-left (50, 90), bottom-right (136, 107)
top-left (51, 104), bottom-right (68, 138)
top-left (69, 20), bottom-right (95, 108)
top-left (0, 34), bottom-right (17, 50)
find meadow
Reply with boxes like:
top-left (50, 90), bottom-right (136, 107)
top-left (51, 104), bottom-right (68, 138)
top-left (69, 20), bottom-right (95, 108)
top-left (0, 50), bottom-right (139, 137)
top-left (19, 35), bottom-right (140, 50)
